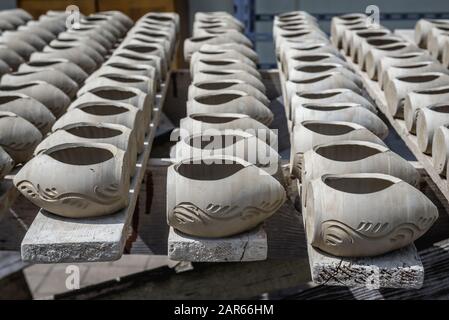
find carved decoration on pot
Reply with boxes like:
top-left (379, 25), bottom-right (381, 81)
top-left (0, 111), bottom-right (42, 164)
top-left (305, 173), bottom-right (438, 257)
top-left (188, 80), bottom-right (269, 106)
top-left (404, 85), bottom-right (449, 133)
top-left (0, 81), bottom-right (71, 118)
top-left (293, 103), bottom-right (388, 139)
top-left (14, 142), bottom-right (130, 218)
top-left (53, 102), bottom-right (145, 153)
top-left (34, 122), bottom-right (137, 176)
top-left (385, 73), bottom-right (449, 118)
top-left (167, 155), bottom-right (286, 238)
top-left (0, 93), bottom-right (55, 134)
top-left (186, 91), bottom-right (274, 126)
top-left (0, 146), bottom-right (14, 180)
top-left (432, 125), bottom-right (449, 176)
top-left (290, 120), bottom-right (386, 178)
top-left (416, 104), bottom-right (449, 154)
top-left (1, 69), bottom-right (79, 99)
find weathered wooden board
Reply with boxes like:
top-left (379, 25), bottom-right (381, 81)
top-left (20, 73), bottom-right (172, 264)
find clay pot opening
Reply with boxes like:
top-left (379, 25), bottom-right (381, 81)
top-left (296, 65), bottom-right (338, 73)
top-left (84, 17), bottom-right (107, 22)
top-left (429, 104), bottom-right (449, 113)
top-left (146, 15), bottom-right (173, 22)
top-left (66, 125), bottom-right (122, 139)
top-left (436, 26), bottom-right (449, 32)
top-left (201, 70), bottom-right (234, 76)
top-left (116, 53), bottom-right (149, 61)
top-left (198, 59), bottom-right (236, 66)
top-left (293, 54), bottom-right (331, 62)
top-left (323, 175), bottom-right (395, 194)
top-left (343, 20), bottom-right (365, 26)
top-left (0, 83), bottom-right (37, 90)
top-left (340, 15), bottom-right (364, 21)
top-left (379, 44), bottom-right (407, 51)
top-left (279, 12), bottom-right (303, 19)
top-left (357, 31), bottom-right (388, 38)
top-left (367, 38), bottom-right (400, 46)
top-left (47, 146), bottom-right (113, 165)
top-left (304, 104), bottom-right (350, 111)
top-left (195, 81), bottom-right (241, 90)
top-left (190, 114), bottom-right (242, 123)
top-left (315, 143), bottom-right (382, 161)
top-left (27, 60), bottom-right (61, 67)
top-left (103, 75), bottom-right (142, 83)
top-left (279, 22), bottom-right (309, 29)
top-left (280, 26), bottom-right (309, 32)
top-left (296, 44), bottom-right (324, 51)
top-left (11, 71), bottom-right (37, 76)
top-left (107, 62), bottom-right (147, 71)
top-left (399, 75), bottom-right (439, 83)
top-left (198, 19), bottom-right (220, 24)
top-left (90, 88), bottom-right (136, 100)
top-left (79, 104), bottom-right (129, 116)
top-left (188, 134), bottom-right (245, 149)
top-left (299, 91), bottom-right (340, 99)
top-left (136, 31), bottom-right (166, 39)
top-left (198, 50), bottom-right (225, 55)
top-left (0, 95), bottom-right (21, 104)
top-left (416, 86), bottom-right (449, 94)
top-left (176, 160), bottom-right (245, 180)
top-left (393, 53), bottom-right (422, 59)
top-left (54, 38), bottom-right (77, 43)
top-left (303, 122), bottom-right (355, 135)
top-left (393, 62), bottom-right (431, 69)
top-left (195, 93), bottom-right (243, 105)
top-left (123, 44), bottom-right (158, 54)
top-left (190, 36), bottom-right (215, 42)
top-left (292, 74), bottom-right (331, 83)
top-left (282, 31), bottom-right (310, 38)
top-left (49, 44), bottom-right (73, 50)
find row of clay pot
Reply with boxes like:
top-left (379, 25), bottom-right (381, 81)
top-left (166, 12), bottom-right (285, 240)
top-left (415, 19), bottom-right (449, 67)
top-left (0, 11), bottom-right (70, 183)
top-left (13, 12), bottom-right (179, 219)
top-left (340, 15), bottom-right (449, 181)
top-left (277, 11), bottom-right (438, 257)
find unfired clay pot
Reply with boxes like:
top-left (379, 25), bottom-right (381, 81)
top-left (373, 51), bottom-right (435, 80)
top-left (0, 45), bottom-right (25, 70)
top-left (305, 173), bottom-right (438, 257)
top-left (87, 62), bottom-right (156, 83)
top-left (18, 59), bottom-right (88, 86)
top-left (432, 125), bottom-right (449, 175)
top-left (0, 39), bottom-right (36, 61)
top-left (280, 42), bottom-right (339, 65)
top-left (0, 81), bottom-right (71, 118)
top-left (14, 142), bottom-right (130, 218)
top-left (1, 69), bottom-right (79, 99)
top-left (415, 19), bottom-right (449, 48)
top-left (288, 63), bottom-right (359, 84)
top-left (78, 74), bottom-right (154, 98)
top-left (186, 91), bottom-right (274, 126)
top-left (34, 122), bottom-right (137, 176)
top-left (192, 69), bottom-right (266, 94)
top-left (0, 111), bottom-right (42, 164)
top-left (416, 104), bottom-right (449, 154)
top-left (1, 30), bottom-right (47, 51)
top-left (404, 85), bottom-right (449, 133)
top-left (290, 120), bottom-right (386, 178)
top-left (283, 52), bottom-right (348, 76)
top-left (198, 43), bottom-right (259, 64)
top-left (53, 102), bottom-right (145, 152)
top-left (191, 59), bottom-right (261, 80)
top-left (191, 49), bottom-right (256, 69)
top-left (107, 53), bottom-right (161, 83)
top-left (188, 80), bottom-right (269, 106)
top-left (0, 146), bottom-right (14, 180)
top-left (385, 73), bottom-right (449, 117)
top-left (30, 48), bottom-right (98, 74)
top-left (0, 93), bottom-right (55, 134)
top-left (330, 14), bottom-right (368, 48)
top-left (167, 155), bottom-right (286, 238)
top-left (293, 103), bottom-right (388, 139)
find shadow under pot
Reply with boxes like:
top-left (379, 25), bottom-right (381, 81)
top-left (301, 140), bottom-right (420, 208)
top-left (416, 104), bottom-right (449, 154)
top-left (53, 102), bottom-right (145, 153)
top-left (0, 93), bottom-right (55, 134)
top-left (0, 146), bottom-right (14, 180)
top-left (167, 155), bottom-right (286, 238)
top-left (19, 58), bottom-right (88, 86)
top-left (78, 74), bottom-right (155, 99)
top-left (432, 125), bottom-right (449, 176)
top-left (305, 173), bottom-right (438, 257)
top-left (30, 48), bottom-right (98, 74)
top-left (188, 80), bottom-right (270, 106)
top-left (187, 91), bottom-right (274, 126)
top-left (293, 103), bottom-right (388, 139)
top-left (0, 81), bottom-right (71, 118)
top-left (170, 130), bottom-right (283, 183)
top-left (192, 70), bottom-right (266, 94)
top-left (14, 142), bottom-right (131, 218)
top-left (72, 88), bottom-right (151, 133)
top-left (385, 72), bottom-right (449, 118)
top-left (0, 111), bottom-right (42, 164)
top-left (179, 113), bottom-right (278, 148)
top-left (34, 122), bottom-right (138, 176)
top-left (0, 45), bottom-right (25, 70)
top-left (290, 120), bottom-right (386, 178)
top-left (1, 69), bottom-right (79, 99)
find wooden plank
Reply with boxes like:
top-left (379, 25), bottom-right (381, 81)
top-left (342, 53), bottom-right (449, 203)
top-left (0, 179), bottom-right (19, 221)
top-left (20, 72), bottom-right (172, 264)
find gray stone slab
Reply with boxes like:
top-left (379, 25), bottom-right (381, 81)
top-left (168, 226), bottom-right (268, 262)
